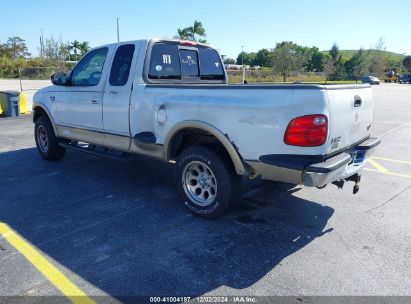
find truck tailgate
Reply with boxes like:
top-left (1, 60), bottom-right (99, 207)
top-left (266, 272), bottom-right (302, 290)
top-left (325, 86), bottom-right (374, 154)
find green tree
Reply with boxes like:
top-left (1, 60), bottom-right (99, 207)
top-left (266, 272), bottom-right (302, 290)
top-left (345, 49), bottom-right (369, 82)
top-left (1, 37), bottom-right (30, 59)
top-left (177, 28), bottom-right (190, 40)
top-left (236, 52), bottom-right (256, 66)
top-left (252, 49), bottom-right (269, 67)
top-left (324, 55), bottom-right (336, 82)
top-left (271, 41), bottom-right (310, 82)
top-left (79, 41), bottom-right (90, 56)
top-left (402, 56), bottom-right (411, 71)
top-left (69, 40), bottom-right (81, 61)
top-left (223, 58), bottom-right (236, 64)
top-left (369, 38), bottom-right (388, 77)
top-left (177, 20), bottom-right (207, 43)
top-left (305, 47), bottom-right (325, 72)
top-left (325, 43), bottom-right (345, 80)
top-left (0, 43), bottom-right (8, 57)
top-left (236, 52), bottom-right (246, 65)
top-left (59, 42), bottom-right (71, 61)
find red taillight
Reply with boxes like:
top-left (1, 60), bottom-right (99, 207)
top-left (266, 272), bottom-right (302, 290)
top-left (180, 40), bottom-right (197, 46)
top-left (284, 114), bottom-right (328, 147)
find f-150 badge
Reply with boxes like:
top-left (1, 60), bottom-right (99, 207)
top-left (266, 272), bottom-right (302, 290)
top-left (331, 136), bottom-right (341, 149)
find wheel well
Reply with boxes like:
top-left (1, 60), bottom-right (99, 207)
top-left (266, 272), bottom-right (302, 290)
top-left (33, 106), bottom-right (58, 136)
top-left (169, 128), bottom-right (232, 163)
top-left (33, 106), bottom-right (47, 123)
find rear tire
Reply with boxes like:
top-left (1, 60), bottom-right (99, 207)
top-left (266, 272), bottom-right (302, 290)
top-left (34, 116), bottom-right (65, 161)
top-left (175, 145), bottom-right (242, 218)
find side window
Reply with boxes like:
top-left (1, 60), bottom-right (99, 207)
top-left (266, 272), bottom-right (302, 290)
top-left (148, 43), bottom-right (181, 79)
top-left (109, 44), bottom-right (135, 86)
top-left (70, 47), bottom-right (108, 86)
top-left (199, 48), bottom-right (225, 80)
top-left (180, 49), bottom-right (199, 79)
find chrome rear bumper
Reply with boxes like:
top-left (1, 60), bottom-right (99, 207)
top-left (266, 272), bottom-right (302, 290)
top-left (247, 137), bottom-right (381, 188)
top-left (303, 137), bottom-right (380, 187)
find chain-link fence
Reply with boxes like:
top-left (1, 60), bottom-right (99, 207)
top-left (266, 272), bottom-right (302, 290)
top-left (18, 67), bottom-right (57, 91)
top-left (226, 69), bottom-right (327, 83)
top-left (0, 67), bottom-right (59, 112)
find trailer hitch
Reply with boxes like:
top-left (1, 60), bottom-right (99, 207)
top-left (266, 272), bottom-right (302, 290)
top-left (346, 173), bottom-right (361, 194)
top-left (330, 173), bottom-right (361, 194)
top-left (347, 173), bottom-right (361, 194)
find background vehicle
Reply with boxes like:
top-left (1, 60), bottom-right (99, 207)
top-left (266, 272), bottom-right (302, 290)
top-left (32, 39), bottom-right (380, 218)
top-left (384, 68), bottom-right (400, 83)
top-left (399, 73), bottom-right (411, 84)
top-left (361, 76), bottom-right (380, 85)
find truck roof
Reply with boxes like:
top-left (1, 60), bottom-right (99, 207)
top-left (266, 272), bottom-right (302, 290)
top-left (89, 39), bottom-right (216, 51)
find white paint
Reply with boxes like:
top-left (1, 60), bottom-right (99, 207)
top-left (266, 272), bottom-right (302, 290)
top-left (32, 39), bottom-right (375, 182)
top-left (157, 108), bottom-right (167, 124)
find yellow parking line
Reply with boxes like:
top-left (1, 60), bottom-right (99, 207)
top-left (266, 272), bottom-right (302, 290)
top-left (367, 158), bottom-right (389, 173)
top-left (364, 168), bottom-right (411, 180)
top-left (0, 223), bottom-right (95, 304)
top-left (371, 156), bottom-right (411, 166)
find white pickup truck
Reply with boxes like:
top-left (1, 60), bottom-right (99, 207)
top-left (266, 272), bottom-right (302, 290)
top-left (32, 39), bottom-right (380, 218)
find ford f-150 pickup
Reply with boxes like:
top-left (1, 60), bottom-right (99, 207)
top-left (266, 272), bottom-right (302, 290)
top-left (32, 39), bottom-right (380, 218)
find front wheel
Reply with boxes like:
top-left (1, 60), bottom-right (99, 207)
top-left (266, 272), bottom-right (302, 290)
top-left (34, 116), bottom-right (65, 161)
top-left (175, 145), bottom-right (242, 218)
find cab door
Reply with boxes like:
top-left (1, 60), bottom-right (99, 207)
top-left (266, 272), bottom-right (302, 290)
top-left (103, 42), bottom-right (140, 150)
top-left (55, 47), bottom-right (113, 145)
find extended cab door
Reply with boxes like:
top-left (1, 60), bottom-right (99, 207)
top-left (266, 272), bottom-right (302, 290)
top-left (102, 42), bottom-right (140, 150)
top-left (55, 47), bottom-right (113, 145)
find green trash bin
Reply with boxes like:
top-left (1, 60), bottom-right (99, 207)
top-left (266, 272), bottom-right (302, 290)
top-left (0, 91), bottom-right (20, 117)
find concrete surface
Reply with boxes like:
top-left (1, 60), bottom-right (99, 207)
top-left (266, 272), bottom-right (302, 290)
top-left (0, 83), bottom-right (410, 303)
top-left (0, 79), bottom-right (51, 111)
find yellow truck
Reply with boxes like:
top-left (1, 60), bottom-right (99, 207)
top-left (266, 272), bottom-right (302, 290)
top-left (384, 68), bottom-right (400, 83)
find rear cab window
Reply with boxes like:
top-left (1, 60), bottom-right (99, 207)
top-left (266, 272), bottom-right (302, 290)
top-left (148, 43), bottom-right (181, 80)
top-left (147, 41), bottom-right (225, 83)
top-left (109, 44), bottom-right (135, 86)
top-left (198, 47), bottom-right (224, 81)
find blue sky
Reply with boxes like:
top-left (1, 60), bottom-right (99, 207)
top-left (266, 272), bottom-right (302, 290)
top-left (1, 0), bottom-right (410, 59)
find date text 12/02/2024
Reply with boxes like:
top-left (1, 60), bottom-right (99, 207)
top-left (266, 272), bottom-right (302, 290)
top-left (149, 296), bottom-right (257, 303)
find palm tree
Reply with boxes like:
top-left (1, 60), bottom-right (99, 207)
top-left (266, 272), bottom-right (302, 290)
top-left (177, 20), bottom-right (207, 43)
top-left (191, 20), bottom-right (206, 42)
top-left (177, 28), bottom-right (190, 40)
top-left (69, 40), bottom-right (81, 61)
top-left (79, 41), bottom-right (90, 56)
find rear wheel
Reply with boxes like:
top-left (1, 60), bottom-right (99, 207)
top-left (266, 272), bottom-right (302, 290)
top-left (34, 116), bottom-right (65, 161)
top-left (175, 145), bottom-right (242, 218)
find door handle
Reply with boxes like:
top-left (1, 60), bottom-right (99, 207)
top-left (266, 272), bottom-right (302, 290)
top-left (91, 99), bottom-right (100, 104)
top-left (109, 91), bottom-right (118, 95)
top-left (354, 95), bottom-right (362, 107)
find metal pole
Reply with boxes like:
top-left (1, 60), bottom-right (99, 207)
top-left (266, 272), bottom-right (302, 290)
top-left (116, 18), bottom-right (120, 42)
top-left (18, 68), bottom-right (23, 92)
top-left (40, 29), bottom-right (44, 57)
top-left (241, 46), bottom-right (244, 66)
top-left (241, 46), bottom-right (246, 84)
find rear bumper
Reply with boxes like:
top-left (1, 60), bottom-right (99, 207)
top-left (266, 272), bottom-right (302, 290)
top-left (246, 137), bottom-right (381, 187)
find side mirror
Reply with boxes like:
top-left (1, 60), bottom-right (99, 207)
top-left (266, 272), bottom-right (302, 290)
top-left (51, 71), bottom-right (68, 86)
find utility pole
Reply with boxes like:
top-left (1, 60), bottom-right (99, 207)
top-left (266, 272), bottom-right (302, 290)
top-left (241, 46), bottom-right (246, 84)
top-left (40, 29), bottom-right (44, 57)
top-left (241, 46), bottom-right (244, 66)
top-left (116, 18), bottom-right (121, 42)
